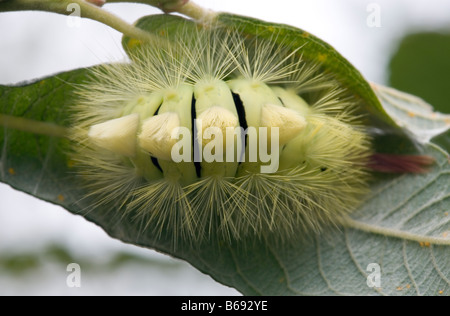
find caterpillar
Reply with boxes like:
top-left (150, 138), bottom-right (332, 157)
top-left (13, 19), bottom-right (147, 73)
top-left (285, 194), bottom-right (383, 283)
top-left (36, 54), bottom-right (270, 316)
top-left (70, 14), bottom-right (389, 245)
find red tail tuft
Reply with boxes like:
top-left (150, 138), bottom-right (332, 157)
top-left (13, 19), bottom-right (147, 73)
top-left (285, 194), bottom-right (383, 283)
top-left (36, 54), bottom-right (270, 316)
top-left (368, 153), bottom-right (435, 174)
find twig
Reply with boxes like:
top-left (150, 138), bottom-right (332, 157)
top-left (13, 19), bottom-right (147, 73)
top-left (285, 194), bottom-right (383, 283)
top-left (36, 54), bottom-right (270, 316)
top-left (0, 0), bottom-right (158, 42)
top-left (105, 0), bottom-right (216, 22)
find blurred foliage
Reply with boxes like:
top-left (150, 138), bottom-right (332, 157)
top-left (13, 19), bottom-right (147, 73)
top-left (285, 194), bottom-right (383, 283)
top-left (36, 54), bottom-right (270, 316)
top-left (432, 130), bottom-right (450, 152)
top-left (0, 245), bottom-right (182, 276)
top-left (389, 31), bottom-right (450, 114)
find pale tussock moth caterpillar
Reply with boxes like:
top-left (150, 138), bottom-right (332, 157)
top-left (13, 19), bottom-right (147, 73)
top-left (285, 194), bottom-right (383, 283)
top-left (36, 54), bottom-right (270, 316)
top-left (70, 14), bottom-right (377, 246)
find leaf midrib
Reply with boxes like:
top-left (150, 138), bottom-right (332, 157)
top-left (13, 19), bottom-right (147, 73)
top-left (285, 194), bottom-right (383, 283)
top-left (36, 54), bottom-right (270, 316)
top-left (0, 114), bottom-right (69, 138)
top-left (344, 217), bottom-right (450, 246)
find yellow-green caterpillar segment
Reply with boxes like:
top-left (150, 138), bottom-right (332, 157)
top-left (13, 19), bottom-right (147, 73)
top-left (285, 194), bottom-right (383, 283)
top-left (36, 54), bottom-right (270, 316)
top-left (71, 15), bottom-right (371, 244)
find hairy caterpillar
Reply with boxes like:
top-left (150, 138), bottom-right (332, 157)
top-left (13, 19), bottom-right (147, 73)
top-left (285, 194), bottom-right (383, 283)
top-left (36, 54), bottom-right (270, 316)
top-left (71, 14), bottom-right (376, 245)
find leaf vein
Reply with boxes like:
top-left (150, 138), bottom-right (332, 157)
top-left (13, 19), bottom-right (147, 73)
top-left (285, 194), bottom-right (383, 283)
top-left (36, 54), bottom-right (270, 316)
top-left (266, 244), bottom-right (306, 295)
top-left (402, 241), bottom-right (421, 295)
top-left (316, 236), bottom-right (347, 296)
top-left (377, 173), bottom-right (442, 224)
top-left (397, 193), bottom-right (450, 229)
top-left (345, 217), bottom-right (450, 246)
top-left (344, 229), bottom-right (386, 296)
top-left (429, 247), bottom-right (450, 286)
top-left (228, 247), bottom-right (263, 296)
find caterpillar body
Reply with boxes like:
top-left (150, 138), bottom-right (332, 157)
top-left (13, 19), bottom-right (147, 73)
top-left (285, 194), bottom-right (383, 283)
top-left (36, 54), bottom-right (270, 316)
top-left (71, 15), bottom-right (372, 245)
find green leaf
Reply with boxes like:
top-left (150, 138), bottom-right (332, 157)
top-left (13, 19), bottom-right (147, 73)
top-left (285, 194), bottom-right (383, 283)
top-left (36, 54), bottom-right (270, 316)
top-left (389, 32), bottom-right (450, 114)
top-left (372, 84), bottom-right (450, 144)
top-left (215, 13), bottom-right (394, 129)
top-left (1, 14), bottom-right (449, 296)
top-left (0, 69), bottom-right (90, 207)
top-left (192, 143), bottom-right (450, 295)
top-left (165, 145), bottom-right (450, 295)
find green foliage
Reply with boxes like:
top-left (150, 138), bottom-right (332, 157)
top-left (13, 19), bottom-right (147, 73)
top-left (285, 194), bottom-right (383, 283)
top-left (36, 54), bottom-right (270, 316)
top-left (390, 32), bottom-right (450, 114)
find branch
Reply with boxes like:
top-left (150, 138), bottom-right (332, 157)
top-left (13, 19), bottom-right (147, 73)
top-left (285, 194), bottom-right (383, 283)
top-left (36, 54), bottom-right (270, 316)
top-left (0, 0), bottom-right (217, 47)
top-left (0, 0), bottom-right (158, 42)
top-left (105, 0), bottom-right (216, 22)
top-left (105, 0), bottom-right (187, 13)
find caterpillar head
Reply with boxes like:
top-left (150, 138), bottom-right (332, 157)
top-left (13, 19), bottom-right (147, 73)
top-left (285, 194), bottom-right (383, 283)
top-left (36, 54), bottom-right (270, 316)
top-left (70, 17), bottom-right (371, 246)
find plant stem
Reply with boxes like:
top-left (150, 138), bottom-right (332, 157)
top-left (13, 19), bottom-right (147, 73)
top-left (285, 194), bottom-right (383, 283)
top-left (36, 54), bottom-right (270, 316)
top-left (0, 0), bottom-right (157, 42)
top-left (105, 0), bottom-right (186, 12)
top-left (103, 0), bottom-right (217, 22)
top-left (0, 0), bottom-right (217, 42)
top-left (176, 1), bottom-right (216, 22)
